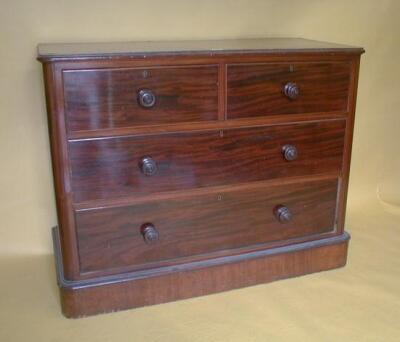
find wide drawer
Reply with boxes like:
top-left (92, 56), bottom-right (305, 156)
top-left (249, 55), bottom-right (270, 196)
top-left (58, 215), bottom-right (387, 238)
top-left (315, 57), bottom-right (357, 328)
top-left (227, 62), bottom-right (351, 119)
top-left (69, 120), bottom-right (346, 203)
top-left (63, 65), bottom-right (219, 132)
top-left (76, 177), bottom-right (339, 274)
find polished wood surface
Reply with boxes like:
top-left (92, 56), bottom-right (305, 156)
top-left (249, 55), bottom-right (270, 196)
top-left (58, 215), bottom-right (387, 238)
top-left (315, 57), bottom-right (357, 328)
top-left (41, 63), bottom-right (80, 279)
top-left (69, 120), bottom-right (345, 202)
top-left (52, 227), bottom-right (350, 318)
top-left (227, 62), bottom-right (350, 118)
top-left (38, 38), bottom-right (363, 317)
top-left (64, 66), bottom-right (219, 131)
top-left (76, 177), bottom-right (338, 274)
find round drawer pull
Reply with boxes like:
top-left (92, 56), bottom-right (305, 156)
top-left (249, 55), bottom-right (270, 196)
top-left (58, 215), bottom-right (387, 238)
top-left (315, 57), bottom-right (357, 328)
top-left (141, 223), bottom-right (159, 244)
top-left (138, 89), bottom-right (156, 108)
top-left (274, 205), bottom-right (293, 223)
top-left (283, 82), bottom-right (299, 100)
top-left (139, 156), bottom-right (158, 176)
top-left (282, 144), bottom-right (298, 161)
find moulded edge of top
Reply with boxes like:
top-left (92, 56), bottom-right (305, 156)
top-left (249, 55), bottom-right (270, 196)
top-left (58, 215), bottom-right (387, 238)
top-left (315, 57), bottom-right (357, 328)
top-left (37, 38), bottom-right (365, 61)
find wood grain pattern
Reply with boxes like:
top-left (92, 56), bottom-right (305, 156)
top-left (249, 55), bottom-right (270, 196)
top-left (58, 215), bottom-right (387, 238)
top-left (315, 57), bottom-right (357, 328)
top-left (38, 40), bottom-right (363, 317)
top-left (63, 65), bottom-right (219, 132)
top-left (69, 120), bottom-right (345, 203)
top-left (55, 227), bottom-right (349, 318)
top-left (336, 58), bottom-right (361, 235)
top-left (75, 177), bottom-right (338, 275)
top-left (67, 113), bottom-right (347, 140)
top-left (227, 62), bottom-right (350, 118)
top-left (41, 63), bottom-right (81, 280)
top-left (40, 51), bottom-right (361, 283)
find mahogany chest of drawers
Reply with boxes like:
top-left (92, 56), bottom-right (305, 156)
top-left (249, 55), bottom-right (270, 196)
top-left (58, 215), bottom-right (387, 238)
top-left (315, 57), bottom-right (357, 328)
top-left (38, 38), bottom-right (364, 318)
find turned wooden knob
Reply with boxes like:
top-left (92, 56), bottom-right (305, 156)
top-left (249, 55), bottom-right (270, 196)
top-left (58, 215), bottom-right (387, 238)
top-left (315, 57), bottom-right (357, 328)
top-left (138, 89), bottom-right (156, 108)
top-left (282, 144), bottom-right (298, 161)
top-left (141, 223), bottom-right (159, 244)
top-left (274, 205), bottom-right (293, 223)
top-left (139, 156), bottom-right (158, 176)
top-left (283, 82), bottom-right (299, 100)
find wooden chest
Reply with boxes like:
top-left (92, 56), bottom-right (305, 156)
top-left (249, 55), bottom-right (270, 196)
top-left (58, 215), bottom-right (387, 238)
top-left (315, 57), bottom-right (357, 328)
top-left (38, 38), bottom-right (364, 318)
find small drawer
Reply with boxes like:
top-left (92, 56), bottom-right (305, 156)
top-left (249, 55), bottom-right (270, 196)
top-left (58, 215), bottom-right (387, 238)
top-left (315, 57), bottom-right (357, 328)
top-left (227, 62), bottom-right (351, 119)
top-left (63, 65), bottom-right (219, 132)
top-left (75, 177), bottom-right (339, 274)
top-left (69, 120), bottom-right (346, 203)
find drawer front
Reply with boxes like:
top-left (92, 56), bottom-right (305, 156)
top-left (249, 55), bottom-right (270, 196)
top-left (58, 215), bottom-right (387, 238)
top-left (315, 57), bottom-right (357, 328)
top-left (227, 62), bottom-right (351, 119)
top-left (69, 120), bottom-right (345, 202)
top-left (63, 65), bottom-right (219, 132)
top-left (76, 177), bottom-right (338, 274)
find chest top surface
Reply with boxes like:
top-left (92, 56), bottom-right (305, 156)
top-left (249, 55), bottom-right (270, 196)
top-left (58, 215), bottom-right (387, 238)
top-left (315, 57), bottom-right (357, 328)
top-left (37, 37), bottom-right (363, 61)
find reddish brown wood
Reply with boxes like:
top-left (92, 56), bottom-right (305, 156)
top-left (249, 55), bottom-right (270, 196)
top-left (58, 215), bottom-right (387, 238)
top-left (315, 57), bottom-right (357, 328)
top-left (227, 62), bottom-right (351, 119)
top-left (41, 63), bottom-right (80, 280)
top-left (73, 173), bottom-right (338, 210)
top-left (68, 113), bottom-right (348, 140)
top-left (58, 230), bottom-right (349, 318)
top-left (64, 65), bottom-right (219, 132)
top-left (64, 112), bottom-right (348, 140)
top-left (38, 38), bottom-right (363, 317)
top-left (69, 120), bottom-right (345, 202)
top-left (218, 61), bottom-right (226, 120)
top-left (336, 56), bottom-right (361, 234)
top-left (75, 177), bottom-right (338, 274)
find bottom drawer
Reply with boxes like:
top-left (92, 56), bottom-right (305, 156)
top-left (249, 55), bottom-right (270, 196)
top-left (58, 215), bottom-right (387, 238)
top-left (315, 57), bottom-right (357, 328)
top-left (75, 177), bottom-right (339, 275)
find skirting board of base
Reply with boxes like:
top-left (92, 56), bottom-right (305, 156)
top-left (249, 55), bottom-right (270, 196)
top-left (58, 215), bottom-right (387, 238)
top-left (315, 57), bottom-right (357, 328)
top-left (51, 227), bottom-right (350, 318)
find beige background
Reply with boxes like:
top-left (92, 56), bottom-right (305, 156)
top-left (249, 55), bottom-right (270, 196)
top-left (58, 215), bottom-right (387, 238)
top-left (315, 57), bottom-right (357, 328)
top-left (0, 0), bottom-right (399, 341)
